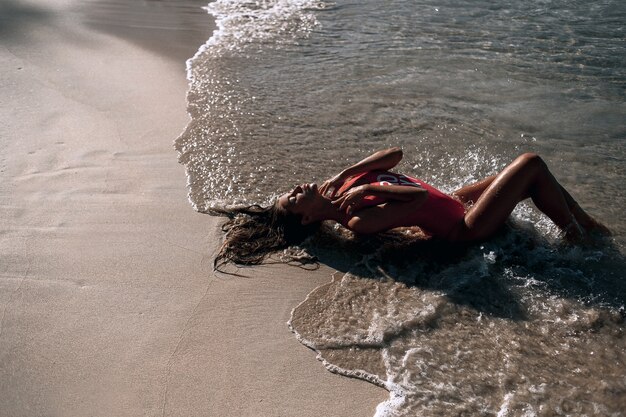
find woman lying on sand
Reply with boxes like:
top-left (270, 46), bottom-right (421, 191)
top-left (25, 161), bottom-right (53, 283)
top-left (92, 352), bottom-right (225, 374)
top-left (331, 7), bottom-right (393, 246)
top-left (215, 147), bottom-right (609, 268)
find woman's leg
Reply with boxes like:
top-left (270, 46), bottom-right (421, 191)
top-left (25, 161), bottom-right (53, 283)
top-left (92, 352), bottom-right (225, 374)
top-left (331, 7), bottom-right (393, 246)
top-left (455, 174), bottom-right (582, 213)
top-left (452, 175), bottom-right (497, 206)
top-left (455, 153), bottom-right (595, 241)
top-left (555, 185), bottom-right (611, 234)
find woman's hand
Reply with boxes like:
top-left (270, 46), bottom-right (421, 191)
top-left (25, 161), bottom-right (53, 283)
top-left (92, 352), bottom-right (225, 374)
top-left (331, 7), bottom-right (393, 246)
top-left (332, 185), bottom-right (369, 215)
top-left (319, 172), bottom-right (348, 199)
top-left (319, 148), bottom-right (403, 198)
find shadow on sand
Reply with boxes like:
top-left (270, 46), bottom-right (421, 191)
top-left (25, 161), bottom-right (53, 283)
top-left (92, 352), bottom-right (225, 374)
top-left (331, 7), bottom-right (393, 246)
top-left (301, 224), bottom-right (626, 321)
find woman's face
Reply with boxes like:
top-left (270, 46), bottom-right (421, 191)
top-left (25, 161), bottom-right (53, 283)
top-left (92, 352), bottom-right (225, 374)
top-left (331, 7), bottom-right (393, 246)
top-left (277, 183), bottom-right (319, 217)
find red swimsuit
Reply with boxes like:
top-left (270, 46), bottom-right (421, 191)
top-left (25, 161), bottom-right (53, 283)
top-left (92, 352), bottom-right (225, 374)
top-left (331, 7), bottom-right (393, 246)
top-left (336, 170), bottom-right (466, 238)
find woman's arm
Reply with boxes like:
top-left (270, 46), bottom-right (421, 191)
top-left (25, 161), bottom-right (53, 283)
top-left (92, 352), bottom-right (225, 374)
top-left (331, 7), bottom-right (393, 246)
top-left (334, 184), bottom-right (428, 234)
top-left (338, 147), bottom-right (403, 179)
top-left (333, 183), bottom-right (427, 214)
top-left (319, 147), bottom-right (403, 197)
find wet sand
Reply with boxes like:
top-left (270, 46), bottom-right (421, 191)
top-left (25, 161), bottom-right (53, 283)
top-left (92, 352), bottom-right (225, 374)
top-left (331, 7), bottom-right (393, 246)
top-left (0, 0), bottom-right (384, 415)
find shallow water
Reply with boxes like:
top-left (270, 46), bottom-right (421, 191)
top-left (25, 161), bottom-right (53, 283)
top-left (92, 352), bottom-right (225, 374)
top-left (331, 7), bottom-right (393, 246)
top-left (176, 0), bottom-right (626, 415)
top-left (288, 230), bottom-right (626, 415)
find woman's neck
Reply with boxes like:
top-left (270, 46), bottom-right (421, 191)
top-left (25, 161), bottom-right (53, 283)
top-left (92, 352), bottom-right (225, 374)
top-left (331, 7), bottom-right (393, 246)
top-left (314, 197), bottom-right (348, 224)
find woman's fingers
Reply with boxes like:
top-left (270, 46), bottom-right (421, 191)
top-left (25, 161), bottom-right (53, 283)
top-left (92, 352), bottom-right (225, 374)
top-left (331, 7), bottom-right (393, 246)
top-left (331, 194), bottom-right (350, 211)
top-left (319, 181), bottom-right (330, 195)
top-left (324, 185), bottom-right (338, 198)
top-left (332, 188), bottom-right (362, 213)
top-left (321, 179), bottom-right (340, 198)
top-left (321, 173), bottom-right (348, 198)
top-left (340, 198), bottom-right (352, 212)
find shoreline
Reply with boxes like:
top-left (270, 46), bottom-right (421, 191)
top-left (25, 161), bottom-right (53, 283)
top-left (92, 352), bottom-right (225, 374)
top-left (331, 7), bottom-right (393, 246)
top-left (0, 1), bottom-right (385, 415)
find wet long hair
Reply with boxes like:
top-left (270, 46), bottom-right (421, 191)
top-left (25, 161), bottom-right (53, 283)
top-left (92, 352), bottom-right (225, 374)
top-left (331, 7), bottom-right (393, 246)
top-left (210, 202), bottom-right (321, 271)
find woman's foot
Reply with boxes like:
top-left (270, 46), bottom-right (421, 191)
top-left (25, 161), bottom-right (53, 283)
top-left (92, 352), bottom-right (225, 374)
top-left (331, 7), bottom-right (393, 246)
top-left (571, 204), bottom-right (612, 236)
top-left (562, 219), bottom-right (585, 243)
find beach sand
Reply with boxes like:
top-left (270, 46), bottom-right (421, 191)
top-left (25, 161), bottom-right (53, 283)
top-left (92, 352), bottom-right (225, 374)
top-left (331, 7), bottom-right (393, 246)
top-left (0, 1), bottom-right (384, 415)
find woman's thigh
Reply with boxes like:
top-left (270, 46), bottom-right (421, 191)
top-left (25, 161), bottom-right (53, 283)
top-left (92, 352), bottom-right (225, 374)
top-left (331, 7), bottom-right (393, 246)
top-left (452, 154), bottom-right (543, 241)
top-left (452, 175), bottom-right (497, 205)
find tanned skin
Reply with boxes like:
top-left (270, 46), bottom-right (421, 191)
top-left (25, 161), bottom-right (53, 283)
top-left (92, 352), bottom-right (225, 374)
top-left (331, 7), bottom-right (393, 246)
top-left (278, 148), bottom-right (610, 241)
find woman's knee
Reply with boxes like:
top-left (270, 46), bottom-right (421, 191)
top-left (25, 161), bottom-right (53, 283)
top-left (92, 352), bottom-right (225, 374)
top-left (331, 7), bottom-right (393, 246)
top-left (515, 152), bottom-right (546, 172)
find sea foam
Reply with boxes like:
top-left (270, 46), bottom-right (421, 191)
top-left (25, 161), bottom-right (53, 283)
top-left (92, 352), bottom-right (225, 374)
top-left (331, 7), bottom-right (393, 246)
top-left (289, 232), bottom-right (626, 416)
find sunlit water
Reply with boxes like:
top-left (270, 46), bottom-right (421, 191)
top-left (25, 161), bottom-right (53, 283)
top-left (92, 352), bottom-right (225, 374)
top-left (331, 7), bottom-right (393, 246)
top-left (176, 0), bottom-right (626, 415)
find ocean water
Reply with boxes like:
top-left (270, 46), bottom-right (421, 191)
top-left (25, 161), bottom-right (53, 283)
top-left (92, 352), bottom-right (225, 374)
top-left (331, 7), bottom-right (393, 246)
top-left (176, 0), bottom-right (626, 415)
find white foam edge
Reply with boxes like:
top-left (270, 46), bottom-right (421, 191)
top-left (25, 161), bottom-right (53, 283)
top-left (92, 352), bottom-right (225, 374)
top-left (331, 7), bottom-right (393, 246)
top-left (496, 392), bottom-right (515, 417)
top-left (287, 275), bottom-right (408, 417)
top-left (171, 2), bottom-right (223, 212)
top-left (175, 0), bottom-right (320, 211)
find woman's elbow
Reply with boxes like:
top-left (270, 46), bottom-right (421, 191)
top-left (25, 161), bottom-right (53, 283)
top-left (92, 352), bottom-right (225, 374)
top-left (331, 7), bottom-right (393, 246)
top-left (347, 217), bottom-right (379, 235)
top-left (389, 147), bottom-right (403, 163)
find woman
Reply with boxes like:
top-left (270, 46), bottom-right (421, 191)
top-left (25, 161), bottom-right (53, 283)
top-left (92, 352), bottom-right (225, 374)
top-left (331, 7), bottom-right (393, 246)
top-left (215, 147), bottom-right (609, 268)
